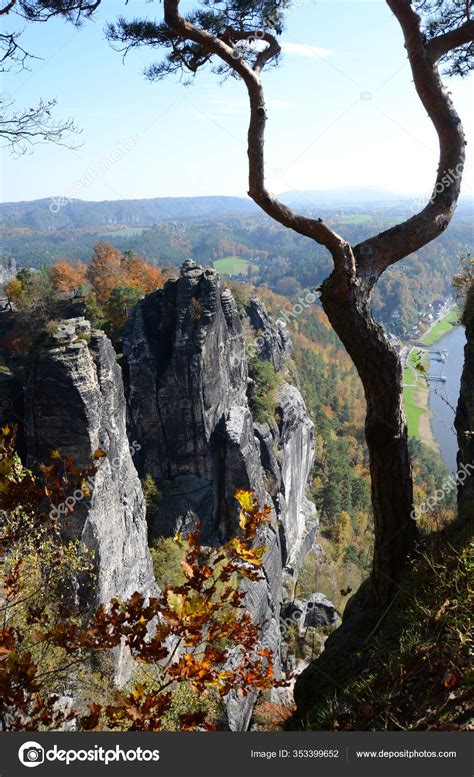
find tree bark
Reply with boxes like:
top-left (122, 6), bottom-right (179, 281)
top-left (320, 265), bottom-right (417, 606)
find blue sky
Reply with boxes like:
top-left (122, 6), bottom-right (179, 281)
top-left (1, 0), bottom-right (473, 203)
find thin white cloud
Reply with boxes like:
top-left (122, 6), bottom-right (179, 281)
top-left (281, 41), bottom-right (333, 59)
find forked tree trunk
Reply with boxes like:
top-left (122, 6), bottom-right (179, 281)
top-left (320, 268), bottom-right (417, 606)
top-left (163, 0), bottom-right (469, 609)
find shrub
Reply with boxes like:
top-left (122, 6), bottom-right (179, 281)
top-left (150, 537), bottom-right (187, 589)
top-left (298, 524), bottom-right (473, 731)
top-left (0, 435), bottom-right (278, 732)
top-left (247, 353), bottom-right (280, 424)
top-left (189, 297), bottom-right (202, 320)
top-left (44, 320), bottom-right (61, 337)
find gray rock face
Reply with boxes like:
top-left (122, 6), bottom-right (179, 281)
top-left (245, 298), bottom-right (317, 588)
top-left (304, 593), bottom-right (341, 629)
top-left (275, 384), bottom-right (318, 586)
top-left (281, 593), bottom-right (340, 634)
top-left (24, 318), bottom-right (156, 630)
top-left (246, 296), bottom-right (291, 372)
top-left (0, 258), bottom-right (16, 286)
top-left (9, 263), bottom-right (320, 729)
top-left (123, 263), bottom-right (318, 728)
top-left (123, 260), bottom-right (249, 544)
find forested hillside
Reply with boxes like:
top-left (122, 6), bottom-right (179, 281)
top-left (228, 282), bottom-right (457, 609)
top-left (1, 200), bottom-right (471, 335)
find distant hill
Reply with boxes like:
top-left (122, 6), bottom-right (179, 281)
top-left (0, 196), bottom-right (257, 231)
top-left (279, 186), bottom-right (474, 214)
top-left (1, 190), bottom-right (472, 232)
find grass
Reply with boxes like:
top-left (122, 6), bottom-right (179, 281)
top-left (338, 214), bottom-right (373, 224)
top-left (403, 349), bottom-right (429, 439)
top-left (404, 384), bottom-right (427, 439)
top-left (294, 523), bottom-right (473, 731)
top-left (403, 307), bottom-right (461, 439)
top-left (421, 307), bottom-right (460, 346)
top-left (213, 257), bottom-right (257, 276)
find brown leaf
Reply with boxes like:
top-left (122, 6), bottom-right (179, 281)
top-left (442, 669), bottom-right (460, 689)
top-left (435, 599), bottom-right (451, 621)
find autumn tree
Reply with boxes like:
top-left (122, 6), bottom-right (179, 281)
top-left (106, 284), bottom-right (144, 328)
top-left (3, 268), bottom-right (60, 348)
top-left (122, 252), bottom-right (164, 293)
top-left (85, 244), bottom-right (164, 331)
top-left (0, 426), bottom-right (279, 731)
top-left (50, 260), bottom-right (88, 293)
top-left (87, 242), bottom-right (124, 305)
top-left (3, 275), bottom-right (24, 309)
top-left (106, 0), bottom-right (473, 606)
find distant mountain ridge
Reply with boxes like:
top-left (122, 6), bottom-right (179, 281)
top-left (0, 195), bottom-right (257, 231)
top-left (1, 189), bottom-right (472, 231)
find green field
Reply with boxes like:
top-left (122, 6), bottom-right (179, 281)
top-left (420, 307), bottom-right (460, 346)
top-left (403, 350), bottom-right (429, 439)
top-left (338, 214), bottom-right (373, 224)
top-left (100, 227), bottom-right (150, 237)
top-left (402, 307), bottom-right (461, 440)
top-left (403, 382), bottom-right (427, 439)
top-left (213, 257), bottom-right (257, 276)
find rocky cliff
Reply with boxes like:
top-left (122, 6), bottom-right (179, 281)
top-left (24, 318), bottom-right (156, 661)
top-left (123, 262), bottom-right (317, 575)
top-left (455, 285), bottom-right (474, 523)
top-left (0, 258), bottom-right (16, 287)
top-left (3, 262), bottom-right (318, 727)
top-left (123, 262), bottom-right (318, 727)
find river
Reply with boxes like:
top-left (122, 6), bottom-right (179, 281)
top-left (427, 325), bottom-right (466, 473)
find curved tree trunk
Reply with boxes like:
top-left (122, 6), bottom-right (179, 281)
top-left (321, 267), bottom-right (417, 606)
top-left (163, 0), bottom-right (470, 609)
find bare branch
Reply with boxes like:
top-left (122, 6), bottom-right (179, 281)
top-left (0, 96), bottom-right (81, 155)
top-left (0, 30), bottom-right (39, 72)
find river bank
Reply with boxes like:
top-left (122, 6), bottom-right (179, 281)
top-left (402, 305), bottom-right (462, 454)
top-left (427, 325), bottom-right (465, 471)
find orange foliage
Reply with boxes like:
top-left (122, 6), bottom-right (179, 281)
top-left (50, 244), bottom-right (164, 310)
top-left (0, 428), bottom-right (279, 732)
top-left (50, 260), bottom-right (87, 293)
top-left (122, 255), bottom-right (164, 293)
top-left (87, 242), bottom-right (124, 305)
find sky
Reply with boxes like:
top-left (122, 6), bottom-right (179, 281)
top-left (1, 0), bottom-right (473, 204)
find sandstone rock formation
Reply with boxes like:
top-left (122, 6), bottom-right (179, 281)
top-left (246, 296), bottom-right (291, 371)
top-left (24, 318), bottom-right (156, 627)
top-left (7, 262), bottom-right (319, 728)
top-left (123, 262), bottom-right (318, 727)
